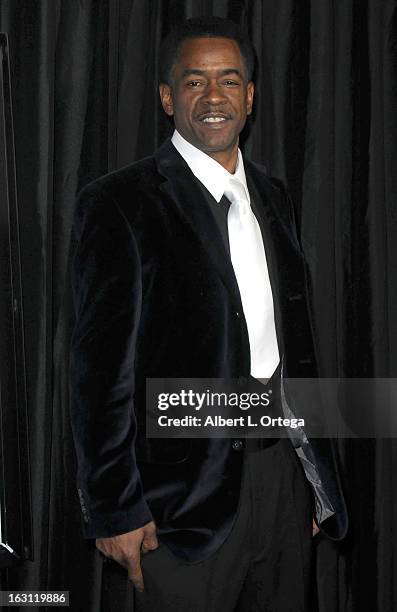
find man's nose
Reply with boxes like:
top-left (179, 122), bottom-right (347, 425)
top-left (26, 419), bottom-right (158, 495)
top-left (202, 81), bottom-right (226, 105)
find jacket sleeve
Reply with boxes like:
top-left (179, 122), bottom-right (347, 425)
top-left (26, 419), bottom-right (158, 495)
top-left (69, 183), bottom-right (153, 539)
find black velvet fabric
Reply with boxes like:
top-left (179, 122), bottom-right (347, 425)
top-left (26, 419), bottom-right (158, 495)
top-left (69, 139), bottom-right (347, 561)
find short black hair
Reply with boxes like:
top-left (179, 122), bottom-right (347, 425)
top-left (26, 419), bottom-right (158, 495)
top-left (159, 16), bottom-right (255, 85)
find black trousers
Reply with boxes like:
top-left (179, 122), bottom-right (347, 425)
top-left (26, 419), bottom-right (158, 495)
top-left (131, 438), bottom-right (314, 612)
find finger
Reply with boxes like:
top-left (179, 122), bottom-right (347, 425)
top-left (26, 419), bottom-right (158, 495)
top-left (312, 520), bottom-right (321, 536)
top-left (141, 539), bottom-right (159, 555)
top-left (127, 555), bottom-right (145, 592)
top-left (142, 533), bottom-right (159, 551)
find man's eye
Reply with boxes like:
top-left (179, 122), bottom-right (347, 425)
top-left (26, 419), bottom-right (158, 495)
top-left (187, 80), bottom-right (201, 87)
top-left (224, 80), bottom-right (238, 86)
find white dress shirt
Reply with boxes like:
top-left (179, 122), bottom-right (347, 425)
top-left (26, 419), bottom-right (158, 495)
top-left (172, 129), bottom-right (250, 204)
top-left (171, 130), bottom-right (280, 378)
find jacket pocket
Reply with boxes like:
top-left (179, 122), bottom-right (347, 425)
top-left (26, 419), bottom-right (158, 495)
top-left (135, 438), bottom-right (191, 465)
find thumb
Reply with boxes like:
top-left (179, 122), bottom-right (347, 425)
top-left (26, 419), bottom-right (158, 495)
top-left (142, 526), bottom-right (159, 551)
top-left (312, 519), bottom-right (320, 536)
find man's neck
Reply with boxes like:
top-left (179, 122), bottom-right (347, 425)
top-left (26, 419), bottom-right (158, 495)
top-left (174, 130), bottom-right (240, 174)
top-left (171, 130), bottom-right (249, 204)
top-left (205, 145), bottom-right (239, 174)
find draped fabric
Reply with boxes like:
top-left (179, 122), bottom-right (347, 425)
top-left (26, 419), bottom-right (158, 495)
top-left (0, 1), bottom-right (396, 610)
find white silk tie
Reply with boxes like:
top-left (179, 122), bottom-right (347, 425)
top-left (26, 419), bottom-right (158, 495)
top-left (225, 178), bottom-right (280, 378)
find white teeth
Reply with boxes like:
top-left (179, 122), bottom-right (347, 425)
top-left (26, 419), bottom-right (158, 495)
top-left (202, 116), bottom-right (226, 123)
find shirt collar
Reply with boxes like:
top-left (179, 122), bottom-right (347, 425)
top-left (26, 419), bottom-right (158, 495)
top-left (171, 130), bottom-right (250, 204)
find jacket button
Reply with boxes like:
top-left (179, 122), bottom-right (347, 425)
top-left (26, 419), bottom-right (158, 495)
top-left (236, 311), bottom-right (240, 318)
top-left (232, 439), bottom-right (243, 451)
top-left (288, 293), bottom-right (303, 301)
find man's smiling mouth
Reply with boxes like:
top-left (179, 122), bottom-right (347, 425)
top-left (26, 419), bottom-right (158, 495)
top-left (197, 113), bottom-right (231, 125)
top-left (202, 116), bottom-right (227, 123)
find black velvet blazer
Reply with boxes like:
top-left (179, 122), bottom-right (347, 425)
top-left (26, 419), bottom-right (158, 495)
top-left (69, 138), bottom-right (348, 561)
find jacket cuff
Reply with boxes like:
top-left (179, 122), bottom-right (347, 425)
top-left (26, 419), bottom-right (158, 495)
top-left (81, 499), bottom-right (154, 539)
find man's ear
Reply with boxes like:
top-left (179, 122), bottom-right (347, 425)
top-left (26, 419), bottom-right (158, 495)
top-left (159, 83), bottom-right (174, 116)
top-left (246, 81), bottom-right (254, 116)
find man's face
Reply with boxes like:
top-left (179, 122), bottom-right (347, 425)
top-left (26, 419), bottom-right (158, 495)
top-left (159, 37), bottom-right (254, 162)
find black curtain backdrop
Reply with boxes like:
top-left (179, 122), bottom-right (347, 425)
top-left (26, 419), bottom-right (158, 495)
top-left (0, 1), bottom-right (396, 610)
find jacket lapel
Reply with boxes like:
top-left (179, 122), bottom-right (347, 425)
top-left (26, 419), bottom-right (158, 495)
top-left (244, 159), bottom-right (303, 293)
top-left (154, 139), bottom-right (244, 312)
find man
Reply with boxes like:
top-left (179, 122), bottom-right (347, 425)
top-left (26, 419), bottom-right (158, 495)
top-left (69, 17), bottom-right (348, 611)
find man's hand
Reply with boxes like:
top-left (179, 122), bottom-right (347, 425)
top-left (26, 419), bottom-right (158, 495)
top-left (96, 521), bottom-right (158, 592)
top-left (312, 518), bottom-right (320, 537)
